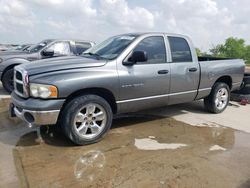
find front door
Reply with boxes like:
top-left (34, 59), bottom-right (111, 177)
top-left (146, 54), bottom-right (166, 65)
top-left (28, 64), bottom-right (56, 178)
top-left (117, 35), bottom-right (171, 112)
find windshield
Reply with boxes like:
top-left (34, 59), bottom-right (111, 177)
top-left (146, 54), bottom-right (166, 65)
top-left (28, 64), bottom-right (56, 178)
top-left (29, 40), bottom-right (53, 53)
top-left (15, 45), bottom-right (26, 50)
top-left (22, 45), bottom-right (31, 51)
top-left (83, 34), bottom-right (138, 60)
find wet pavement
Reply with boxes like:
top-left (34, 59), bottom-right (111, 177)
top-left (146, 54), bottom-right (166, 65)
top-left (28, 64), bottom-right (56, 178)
top-left (0, 108), bottom-right (250, 187)
top-left (1, 85), bottom-right (250, 188)
top-left (0, 83), bottom-right (10, 113)
top-left (0, 111), bottom-right (30, 188)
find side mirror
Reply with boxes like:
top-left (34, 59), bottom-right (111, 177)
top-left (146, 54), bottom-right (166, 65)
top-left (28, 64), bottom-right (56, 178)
top-left (123, 51), bottom-right (147, 66)
top-left (42, 49), bottom-right (54, 57)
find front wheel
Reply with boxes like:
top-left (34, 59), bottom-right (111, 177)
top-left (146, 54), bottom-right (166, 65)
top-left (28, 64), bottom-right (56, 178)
top-left (60, 95), bottom-right (113, 145)
top-left (204, 82), bottom-right (230, 113)
top-left (2, 68), bottom-right (14, 93)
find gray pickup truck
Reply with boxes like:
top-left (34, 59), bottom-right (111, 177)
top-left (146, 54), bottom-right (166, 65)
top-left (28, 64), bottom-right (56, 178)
top-left (10, 33), bottom-right (245, 145)
top-left (0, 39), bottom-right (95, 93)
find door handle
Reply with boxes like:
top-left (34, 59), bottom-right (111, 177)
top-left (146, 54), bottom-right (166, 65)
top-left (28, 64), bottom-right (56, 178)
top-left (188, 67), bottom-right (198, 72)
top-left (158, 70), bottom-right (169, 74)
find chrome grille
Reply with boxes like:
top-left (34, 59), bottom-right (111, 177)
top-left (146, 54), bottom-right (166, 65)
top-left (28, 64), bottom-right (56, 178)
top-left (16, 71), bottom-right (22, 81)
top-left (16, 82), bottom-right (24, 94)
top-left (14, 67), bottom-right (29, 98)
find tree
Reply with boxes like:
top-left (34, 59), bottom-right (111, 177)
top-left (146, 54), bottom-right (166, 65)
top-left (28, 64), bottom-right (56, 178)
top-left (210, 37), bottom-right (250, 64)
top-left (209, 44), bottom-right (226, 57)
top-left (195, 48), bottom-right (202, 56)
top-left (195, 48), bottom-right (208, 57)
top-left (244, 45), bottom-right (250, 64)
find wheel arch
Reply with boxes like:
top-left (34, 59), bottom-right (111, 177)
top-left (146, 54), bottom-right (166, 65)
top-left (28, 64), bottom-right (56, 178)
top-left (214, 75), bottom-right (232, 89)
top-left (61, 87), bottom-right (117, 114)
top-left (1, 64), bottom-right (20, 80)
top-left (1, 57), bottom-right (31, 80)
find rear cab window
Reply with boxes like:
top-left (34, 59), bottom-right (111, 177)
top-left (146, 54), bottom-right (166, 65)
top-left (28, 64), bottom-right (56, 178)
top-left (168, 36), bottom-right (192, 62)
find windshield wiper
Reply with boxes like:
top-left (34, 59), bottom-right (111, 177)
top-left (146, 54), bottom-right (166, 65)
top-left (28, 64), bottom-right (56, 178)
top-left (82, 52), bottom-right (106, 60)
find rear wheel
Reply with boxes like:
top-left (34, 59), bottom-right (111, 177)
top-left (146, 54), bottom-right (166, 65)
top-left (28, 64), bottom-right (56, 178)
top-left (204, 82), bottom-right (230, 113)
top-left (2, 68), bottom-right (14, 93)
top-left (60, 95), bottom-right (113, 145)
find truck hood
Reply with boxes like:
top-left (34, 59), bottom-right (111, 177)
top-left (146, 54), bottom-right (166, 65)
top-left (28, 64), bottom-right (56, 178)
top-left (19, 56), bottom-right (107, 76)
top-left (0, 51), bottom-right (27, 56)
top-left (0, 52), bottom-right (30, 61)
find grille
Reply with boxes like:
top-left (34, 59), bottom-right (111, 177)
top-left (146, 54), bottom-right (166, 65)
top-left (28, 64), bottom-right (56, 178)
top-left (14, 68), bottom-right (29, 98)
top-left (16, 82), bottom-right (24, 94)
top-left (16, 71), bottom-right (22, 81)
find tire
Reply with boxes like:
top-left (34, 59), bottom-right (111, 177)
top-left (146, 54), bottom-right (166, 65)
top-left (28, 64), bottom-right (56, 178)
top-left (243, 73), bottom-right (250, 85)
top-left (204, 82), bottom-right (230, 113)
top-left (2, 68), bottom-right (14, 93)
top-left (60, 94), bottom-right (113, 145)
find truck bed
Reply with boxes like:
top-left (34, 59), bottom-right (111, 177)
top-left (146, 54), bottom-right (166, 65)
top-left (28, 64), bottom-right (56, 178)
top-left (196, 58), bottom-right (245, 100)
top-left (198, 56), bottom-right (234, 61)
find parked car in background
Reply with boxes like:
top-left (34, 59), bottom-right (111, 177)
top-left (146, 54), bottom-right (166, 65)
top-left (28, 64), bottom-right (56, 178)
top-left (14, 44), bottom-right (31, 51)
top-left (0, 45), bottom-right (8, 51)
top-left (10, 32), bottom-right (245, 145)
top-left (0, 44), bottom-right (33, 56)
top-left (0, 39), bottom-right (95, 92)
top-left (14, 44), bottom-right (33, 52)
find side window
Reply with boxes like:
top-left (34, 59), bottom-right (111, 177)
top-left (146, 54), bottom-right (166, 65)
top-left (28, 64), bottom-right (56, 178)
top-left (47, 42), bottom-right (71, 55)
top-left (168, 37), bottom-right (192, 62)
top-left (76, 42), bottom-right (92, 55)
top-left (133, 36), bottom-right (166, 64)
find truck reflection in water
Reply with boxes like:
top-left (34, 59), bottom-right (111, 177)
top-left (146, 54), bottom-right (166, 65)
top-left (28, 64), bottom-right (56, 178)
top-left (74, 150), bottom-right (105, 183)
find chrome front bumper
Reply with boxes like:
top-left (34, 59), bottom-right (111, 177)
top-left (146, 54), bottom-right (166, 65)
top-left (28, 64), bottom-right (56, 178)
top-left (10, 92), bottom-right (65, 127)
top-left (11, 105), bottom-right (60, 127)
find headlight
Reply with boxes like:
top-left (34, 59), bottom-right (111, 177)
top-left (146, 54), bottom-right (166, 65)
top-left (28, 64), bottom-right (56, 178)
top-left (30, 83), bottom-right (58, 99)
top-left (0, 58), bottom-right (3, 63)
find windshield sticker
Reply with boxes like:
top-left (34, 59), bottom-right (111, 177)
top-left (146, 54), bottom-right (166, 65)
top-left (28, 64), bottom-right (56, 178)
top-left (120, 36), bottom-right (135, 40)
top-left (39, 43), bottom-right (46, 47)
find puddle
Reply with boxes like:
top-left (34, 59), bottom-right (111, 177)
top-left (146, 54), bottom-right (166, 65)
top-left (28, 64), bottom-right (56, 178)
top-left (134, 138), bottom-right (187, 150)
top-left (148, 135), bottom-right (156, 139)
top-left (0, 111), bottom-right (31, 188)
top-left (11, 115), bottom-right (250, 188)
top-left (209, 145), bottom-right (227, 151)
top-left (74, 150), bottom-right (105, 183)
top-left (0, 111), bottom-right (22, 132)
top-left (0, 110), bottom-right (250, 188)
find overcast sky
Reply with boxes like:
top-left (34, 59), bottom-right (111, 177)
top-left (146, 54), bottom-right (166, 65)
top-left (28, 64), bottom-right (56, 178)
top-left (0, 0), bottom-right (249, 51)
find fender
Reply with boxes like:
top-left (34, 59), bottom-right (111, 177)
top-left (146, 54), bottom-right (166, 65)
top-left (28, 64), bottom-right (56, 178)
top-left (0, 58), bottom-right (30, 79)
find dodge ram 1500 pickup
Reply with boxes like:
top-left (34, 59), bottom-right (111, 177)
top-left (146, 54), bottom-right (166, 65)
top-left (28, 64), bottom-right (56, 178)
top-left (10, 33), bottom-right (245, 145)
top-left (0, 39), bottom-right (95, 93)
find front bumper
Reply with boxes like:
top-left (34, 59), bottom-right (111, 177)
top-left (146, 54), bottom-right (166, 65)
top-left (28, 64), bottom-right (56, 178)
top-left (12, 105), bottom-right (60, 127)
top-left (10, 92), bottom-right (65, 127)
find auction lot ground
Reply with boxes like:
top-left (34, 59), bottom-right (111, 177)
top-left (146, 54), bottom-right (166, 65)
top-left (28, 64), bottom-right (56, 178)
top-left (246, 65), bottom-right (250, 72)
top-left (0, 84), bottom-right (250, 188)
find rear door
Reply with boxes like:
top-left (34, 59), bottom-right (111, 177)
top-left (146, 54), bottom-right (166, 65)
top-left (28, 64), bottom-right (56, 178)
top-left (168, 36), bottom-right (200, 104)
top-left (118, 35), bottom-right (171, 112)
